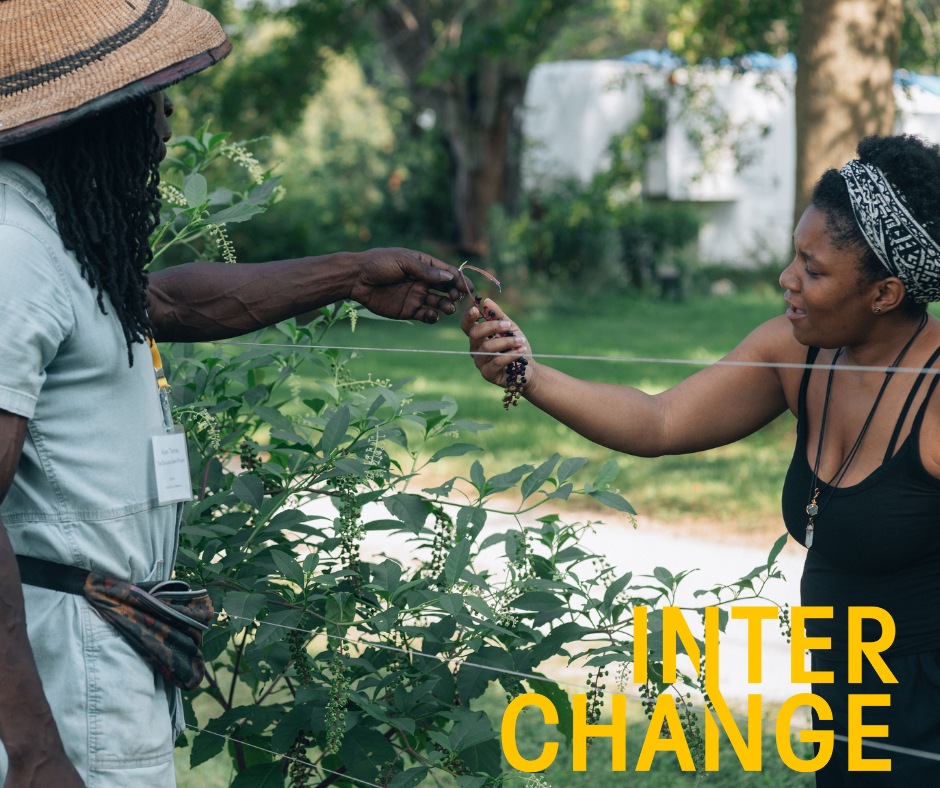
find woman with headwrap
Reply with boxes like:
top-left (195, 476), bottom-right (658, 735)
top-left (464, 133), bottom-right (940, 784)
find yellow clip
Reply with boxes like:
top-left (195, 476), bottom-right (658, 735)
top-left (148, 338), bottom-right (170, 390)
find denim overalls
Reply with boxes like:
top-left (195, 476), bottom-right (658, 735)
top-left (0, 159), bottom-right (183, 787)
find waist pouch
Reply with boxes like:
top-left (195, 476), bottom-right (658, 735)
top-left (16, 555), bottom-right (213, 691)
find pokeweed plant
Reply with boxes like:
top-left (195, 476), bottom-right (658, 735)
top-left (154, 132), bottom-right (790, 788)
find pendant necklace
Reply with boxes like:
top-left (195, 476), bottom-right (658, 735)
top-left (805, 313), bottom-right (927, 548)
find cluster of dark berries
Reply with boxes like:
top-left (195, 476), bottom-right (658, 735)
top-left (502, 355), bottom-right (528, 410)
top-left (475, 295), bottom-right (528, 411)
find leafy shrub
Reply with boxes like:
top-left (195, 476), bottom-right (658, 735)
top-left (155, 129), bottom-right (786, 788)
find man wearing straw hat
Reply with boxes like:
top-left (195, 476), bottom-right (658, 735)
top-left (0, 1), bottom-right (469, 785)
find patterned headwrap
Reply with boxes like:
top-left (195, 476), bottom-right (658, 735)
top-left (840, 159), bottom-right (940, 303)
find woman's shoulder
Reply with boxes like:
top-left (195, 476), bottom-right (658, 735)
top-left (737, 314), bottom-right (812, 364)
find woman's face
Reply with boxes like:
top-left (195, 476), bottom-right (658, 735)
top-left (149, 90), bottom-right (173, 162)
top-left (779, 205), bottom-right (877, 348)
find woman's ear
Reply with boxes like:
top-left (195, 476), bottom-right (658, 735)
top-left (872, 277), bottom-right (907, 314)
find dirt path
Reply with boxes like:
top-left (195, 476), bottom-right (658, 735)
top-left (302, 496), bottom-right (811, 708)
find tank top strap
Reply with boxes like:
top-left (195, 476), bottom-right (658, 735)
top-left (884, 344), bottom-right (940, 459)
top-left (910, 345), bottom-right (940, 437)
top-left (797, 346), bottom-right (822, 422)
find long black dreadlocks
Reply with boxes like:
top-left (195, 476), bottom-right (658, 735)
top-left (6, 97), bottom-right (162, 365)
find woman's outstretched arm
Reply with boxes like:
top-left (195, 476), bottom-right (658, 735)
top-left (462, 300), bottom-right (796, 457)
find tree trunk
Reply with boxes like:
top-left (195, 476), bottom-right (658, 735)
top-left (794, 0), bottom-right (903, 228)
top-left (432, 65), bottom-right (528, 254)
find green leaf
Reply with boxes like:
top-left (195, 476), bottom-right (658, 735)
top-left (271, 704), bottom-right (313, 753)
top-left (372, 559), bottom-right (403, 599)
top-left (223, 591), bottom-right (266, 630)
top-left (456, 778), bottom-right (487, 788)
top-left (232, 473), bottom-right (264, 509)
top-left (184, 173), bottom-right (207, 208)
top-left (270, 550), bottom-right (304, 586)
top-left (190, 727), bottom-right (225, 768)
top-left (325, 592), bottom-right (356, 633)
top-left (428, 443), bottom-right (483, 463)
top-left (230, 762), bottom-right (284, 787)
top-left (388, 767), bottom-right (427, 788)
top-left (469, 460), bottom-right (486, 491)
top-left (384, 494), bottom-right (429, 532)
top-left (767, 532), bottom-right (788, 570)
top-left (488, 464), bottom-right (534, 492)
top-left (521, 454), bottom-right (560, 501)
top-left (201, 202), bottom-right (264, 225)
top-left (338, 726), bottom-right (396, 783)
top-left (528, 678), bottom-right (574, 748)
top-left (439, 593), bottom-right (464, 616)
top-left (593, 459), bottom-right (619, 488)
top-left (545, 482), bottom-right (573, 500)
top-left (320, 405), bottom-right (350, 455)
top-left (511, 591), bottom-right (564, 611)
top-left (449, 710), bottom-right (498, 751)
top-left (589, 489), bottom-right (636, 514)
top-left (245, 176), bottom-right (283, 205)
top-left (444, 539), bottom-right (472, 589)
top-left (557, 456), bottom-right (587, 483)
top-left (267, 509), bottom-right (312, 532)
top-left (603, 572), bottom-right (633, 612)
top-left (456, 506), bottom-right (486, 543)
top-left (253, 609), bottom-right (302, 649)
top-left (303, 553), bottom-right (319, 573)
top-left (653, 566), bottom-right (674, 586)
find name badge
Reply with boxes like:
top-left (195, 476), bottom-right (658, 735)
top-left (152, 427), bottom-right (193, 505)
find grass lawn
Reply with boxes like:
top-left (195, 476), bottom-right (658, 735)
top-left (300, 290), bottom-right (794, 532)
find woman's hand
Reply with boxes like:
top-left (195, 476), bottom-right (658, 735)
top-left (460, 298), bottom-right (539, 393)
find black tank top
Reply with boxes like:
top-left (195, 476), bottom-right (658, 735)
top-left (781, 344), bottom-right (940, 656)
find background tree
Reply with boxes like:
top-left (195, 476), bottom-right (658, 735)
top-left (370, 0), bottom-right (594, 254)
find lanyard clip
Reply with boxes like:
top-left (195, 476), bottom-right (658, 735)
top-left (148, 338), bottom-right (171, 392)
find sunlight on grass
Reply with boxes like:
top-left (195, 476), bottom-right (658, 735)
top-left (292, 291), bottom-right (793, 532)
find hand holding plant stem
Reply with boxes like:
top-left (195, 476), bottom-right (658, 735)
top-left (461, 296), bottom-right (536, 404)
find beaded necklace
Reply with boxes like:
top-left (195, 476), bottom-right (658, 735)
top-left (805, 313), bottom-right (928, 548)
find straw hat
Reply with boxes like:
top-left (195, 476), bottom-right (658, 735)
top-left (0, 0), bottom-right (231, 147)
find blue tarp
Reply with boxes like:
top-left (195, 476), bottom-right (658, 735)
top-left (620, 50), bottom-right (940, 96)
top-left (896, 70), bottom-right (940, 99)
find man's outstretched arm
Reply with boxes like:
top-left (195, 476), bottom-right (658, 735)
top-left (146, 247), bottom-right (471, 343)
top-left (0, 410), bottom-right (85, 787)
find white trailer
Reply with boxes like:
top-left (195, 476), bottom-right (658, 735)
top-left (522, 52), bottom-right (940, 267)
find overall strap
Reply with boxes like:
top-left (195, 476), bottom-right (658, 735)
top-left (884, 345), bottom-right (940, 459)
top-left (798, 346), bottom-right (822, 420)
top-left (911, 345), bottom-right (940, 435)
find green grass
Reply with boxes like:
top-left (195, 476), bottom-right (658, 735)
top-left (308, 290), bottom-right (794, 531)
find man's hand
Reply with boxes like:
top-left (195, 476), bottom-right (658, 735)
top-left (349, 248), bottom-right (471, 324)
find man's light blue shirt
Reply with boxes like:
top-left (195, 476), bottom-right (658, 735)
top-left (0, 158), bottom-right (183, 787)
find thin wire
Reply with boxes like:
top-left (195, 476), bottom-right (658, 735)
top-left (212, 340), bottom-right (940, 376)
top-left (219, 614), bottom-right (940, 762)
top-left (183, 725), bottom-right (378, 787)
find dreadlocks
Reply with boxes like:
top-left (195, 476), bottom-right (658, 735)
top-left (6, 97), bottom-right (161, 365)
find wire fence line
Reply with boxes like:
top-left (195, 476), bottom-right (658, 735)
top-left (211, 340), bottom-right (940, 376)
top-left (185, 339), bottom-right (940, 768)
top-left (216, 613), bottom-right (940, 764)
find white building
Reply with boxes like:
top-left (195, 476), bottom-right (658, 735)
top-left (522, 51), bottom-right (940, 267)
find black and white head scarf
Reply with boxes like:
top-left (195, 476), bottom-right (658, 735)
top-left (840, 159), bottom-right (940, 303)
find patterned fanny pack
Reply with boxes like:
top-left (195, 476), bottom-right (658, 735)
top-left (16, 555), bottom-right (213, 691)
